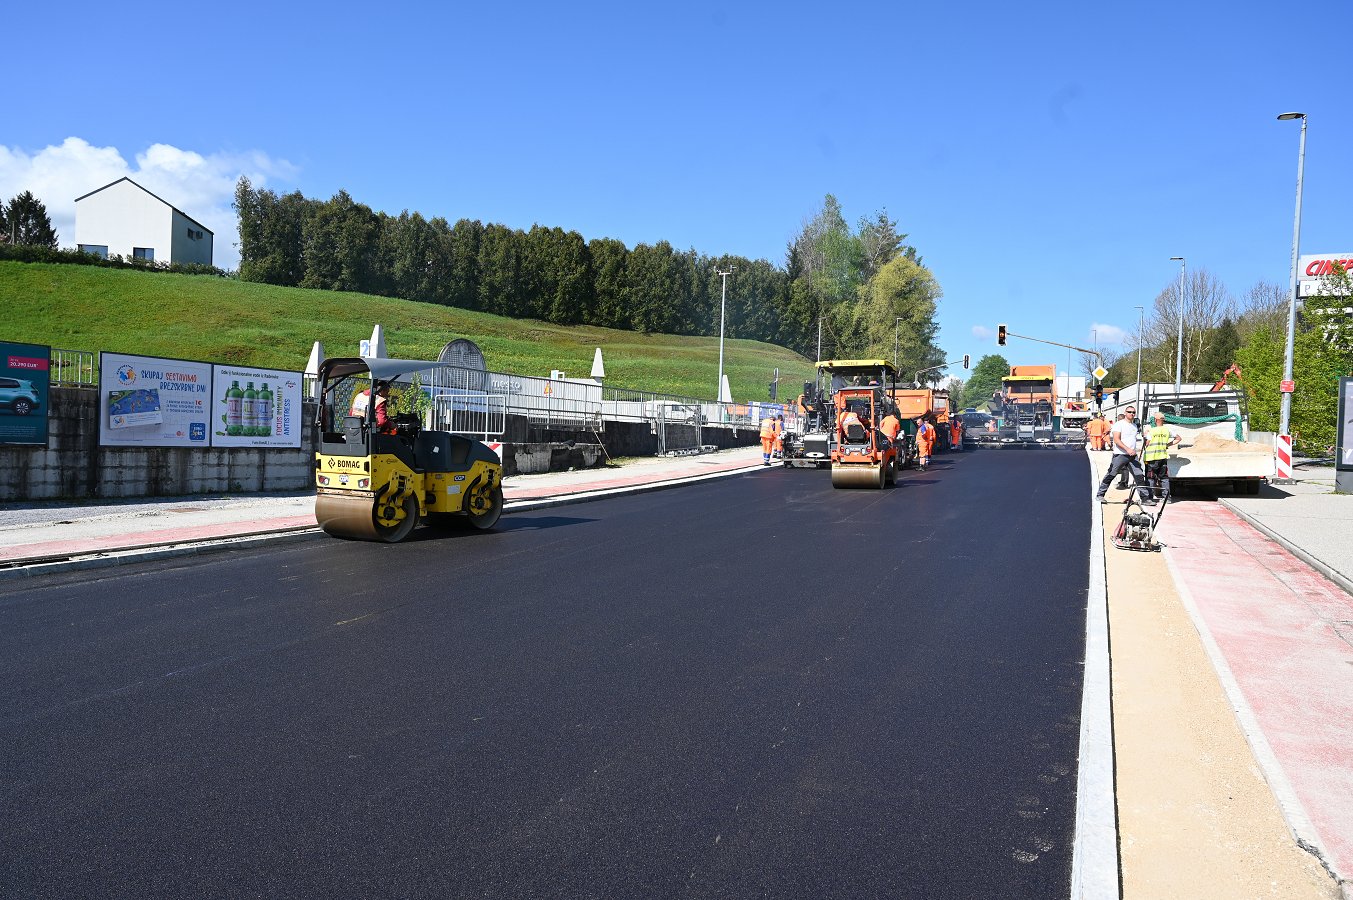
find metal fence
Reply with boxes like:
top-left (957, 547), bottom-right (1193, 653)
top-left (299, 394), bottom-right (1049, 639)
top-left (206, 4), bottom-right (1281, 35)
top-left (50, 348), bottom-right (96, 386)
top-left (431, 392), bottom-right (507, 442)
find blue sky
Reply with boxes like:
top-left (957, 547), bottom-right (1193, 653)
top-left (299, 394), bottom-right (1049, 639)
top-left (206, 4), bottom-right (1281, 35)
top-left (6, 0), bottom-right (1349, 375)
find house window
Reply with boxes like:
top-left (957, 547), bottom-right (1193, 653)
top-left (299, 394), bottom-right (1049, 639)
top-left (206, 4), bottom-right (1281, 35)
top-left (78, 244), bottom-right (109, 259)
top-left (133, 247), bottom-right (154, 261)
top-left (186, 227), bottom-right (194, 238)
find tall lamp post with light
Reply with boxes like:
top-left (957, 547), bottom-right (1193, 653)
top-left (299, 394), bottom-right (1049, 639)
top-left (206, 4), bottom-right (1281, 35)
top-left (1134, 305), bottom-right (1144, 391)
top-left (1276, 112), bottom-right (1307, 482)
top-left (1169, 257), bottom-right (1185, 390)
top-left (716, 266), bottom-right (736, 403)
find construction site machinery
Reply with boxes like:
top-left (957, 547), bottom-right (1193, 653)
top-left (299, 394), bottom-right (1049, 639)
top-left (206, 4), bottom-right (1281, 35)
top-left (825, 360), bottom-right (901, 488)
top-left (783, 358), bottom-right (905, 470)
top-left (313, 356), bottom-right (504, 542)
top-left (985, 364), bottom-right (1085, 446)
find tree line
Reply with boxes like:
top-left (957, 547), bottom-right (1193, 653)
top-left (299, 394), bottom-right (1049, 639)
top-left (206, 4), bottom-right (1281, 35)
top-left (233, 181), bottom-right (946, 371)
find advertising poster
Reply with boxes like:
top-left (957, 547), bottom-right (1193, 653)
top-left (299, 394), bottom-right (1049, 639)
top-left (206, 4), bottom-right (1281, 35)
top-left (99, 352), bottom-right (213, 447)
top-left (212, 365), bottom-right (303, 448)
top-left (0, 340), bottom-right (51, 446)
top-left (1339, 377), bottom-right (1353, 472)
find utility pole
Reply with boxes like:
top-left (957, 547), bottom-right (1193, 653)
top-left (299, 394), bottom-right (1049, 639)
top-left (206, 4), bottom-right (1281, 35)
top-left (1276, 112), bottom-right (1308, 481)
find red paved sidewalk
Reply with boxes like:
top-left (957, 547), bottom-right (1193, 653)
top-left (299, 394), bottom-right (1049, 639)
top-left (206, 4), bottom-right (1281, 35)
top-left (1163, 500), bottom-right (1353, 889)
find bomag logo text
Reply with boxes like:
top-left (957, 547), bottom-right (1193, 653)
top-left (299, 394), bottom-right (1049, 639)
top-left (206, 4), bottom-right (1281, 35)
top-left (326, 457), bottom-right (366, 471)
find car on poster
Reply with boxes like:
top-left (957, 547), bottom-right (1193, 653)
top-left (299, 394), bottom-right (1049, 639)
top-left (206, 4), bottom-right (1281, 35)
top-left (213, 365), bottom-right (303, 448)
top-left (99, 352), bottom-right (212, 448)
top-left (0, 341), bottom-right (52, 446)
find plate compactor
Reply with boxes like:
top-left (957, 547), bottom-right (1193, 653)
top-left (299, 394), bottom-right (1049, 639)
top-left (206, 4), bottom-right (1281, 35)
top-left (1111, 487), bottom-right (1167, 552)
top-left (314, 357), bottom-right (503, 543)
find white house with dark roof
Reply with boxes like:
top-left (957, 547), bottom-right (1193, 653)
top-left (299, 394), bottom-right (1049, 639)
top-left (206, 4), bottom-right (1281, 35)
top-left (74, 177), bottom-right (214, 266)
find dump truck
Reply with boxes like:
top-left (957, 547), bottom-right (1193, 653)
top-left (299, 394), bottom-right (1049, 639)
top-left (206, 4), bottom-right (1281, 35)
top-left (783, 358), bottom-right (906, 470)
top-left (1102, 383), bottom-right (1272, 494)
top-left (313, 356), bottom-right (504, 542)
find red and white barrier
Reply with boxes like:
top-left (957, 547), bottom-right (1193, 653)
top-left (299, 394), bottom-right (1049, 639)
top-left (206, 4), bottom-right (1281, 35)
top-left (1276, 433), bottom-right (1293, 480)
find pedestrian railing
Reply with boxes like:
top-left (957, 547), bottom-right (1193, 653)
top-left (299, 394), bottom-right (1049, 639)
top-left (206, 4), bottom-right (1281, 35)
top-left (50, 348), bottom-right (96, 386)
top-left (431, 391), bottom-right (506, 442)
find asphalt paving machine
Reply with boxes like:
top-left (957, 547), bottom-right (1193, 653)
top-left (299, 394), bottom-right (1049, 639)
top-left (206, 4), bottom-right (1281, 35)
top-left (313, 356), bottom-right (504, 542)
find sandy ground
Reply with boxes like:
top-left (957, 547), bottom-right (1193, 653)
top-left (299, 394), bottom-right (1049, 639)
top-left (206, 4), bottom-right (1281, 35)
top-left (1093, 457), bottom-right (1339, 899)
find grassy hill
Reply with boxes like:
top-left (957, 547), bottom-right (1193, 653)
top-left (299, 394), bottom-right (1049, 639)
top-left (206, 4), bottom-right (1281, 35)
top-left (0, 262), bottom-right (814, 401)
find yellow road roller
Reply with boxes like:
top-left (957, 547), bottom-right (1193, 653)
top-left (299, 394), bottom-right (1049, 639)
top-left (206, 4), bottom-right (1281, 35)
top-left (314, 356), bottom-right (503, 542)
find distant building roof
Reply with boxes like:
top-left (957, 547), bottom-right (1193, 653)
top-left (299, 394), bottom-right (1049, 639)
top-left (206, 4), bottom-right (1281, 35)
top-left (74, 177), bottom-right (213, 235)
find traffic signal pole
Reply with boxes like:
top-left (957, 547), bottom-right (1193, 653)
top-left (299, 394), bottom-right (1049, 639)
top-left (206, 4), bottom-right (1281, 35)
top-left (997, 326), bottom-right (1104, 370)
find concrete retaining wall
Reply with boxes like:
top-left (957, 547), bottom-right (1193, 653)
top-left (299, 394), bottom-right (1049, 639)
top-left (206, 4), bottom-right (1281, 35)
top-left (0, 388), bottom-right (761, 501)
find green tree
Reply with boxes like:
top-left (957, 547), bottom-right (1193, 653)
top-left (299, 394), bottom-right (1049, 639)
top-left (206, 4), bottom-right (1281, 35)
top-left (963, 354), bottom-right (1011, 408)
top-left (300, 191), bottom-right (381, 293)
top-left (848, 255), bottom-right (943, 375)
top-left (234, 177), bottom-right (308, 286)
top-left (626, 241), bottom-right (684, 334)
top-left (1195, 317), bottom-right (1241, 383)
top-left (2, 191), bottom-right (60, 248)
top-left (588, 237), bottom-right (630, 329)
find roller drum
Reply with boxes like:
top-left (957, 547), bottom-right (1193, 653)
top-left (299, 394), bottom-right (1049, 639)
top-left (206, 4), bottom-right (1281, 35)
top-left (831, 464), bottom-right (884, 489)
top-left (317, 489), bottom-right (420, 542)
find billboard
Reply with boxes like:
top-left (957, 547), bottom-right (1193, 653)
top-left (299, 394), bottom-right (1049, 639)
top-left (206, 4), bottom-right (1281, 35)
top-left (1338, 377), bottom-right (1353, 473)
top-left (212, 365), bottom-right (304, 448)
top-left (1298, 253), bottom-right (1353, 298)
top-left (99, 352), bottom-right (213, 447)
top-left (0, 340), bottom-right (51, 446)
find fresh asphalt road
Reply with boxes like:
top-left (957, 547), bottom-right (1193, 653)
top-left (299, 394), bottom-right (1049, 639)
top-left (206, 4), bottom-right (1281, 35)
top-left (1, 448), bottom-right (1091, 899)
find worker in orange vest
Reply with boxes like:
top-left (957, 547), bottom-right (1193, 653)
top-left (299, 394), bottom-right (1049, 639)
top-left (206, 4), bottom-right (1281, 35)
top-left (949, 415), bottom-right (963, 452)
top-left (760, 414), bottom-right (777, 466)
top-left (839, 407), bottom-right (866, 443)
top-left (1085, 413), bottom-right (1106, 450)
top-left (879, 411), bottom-right (901, 442)
top-left (915, 416), bottom-right (936, 471)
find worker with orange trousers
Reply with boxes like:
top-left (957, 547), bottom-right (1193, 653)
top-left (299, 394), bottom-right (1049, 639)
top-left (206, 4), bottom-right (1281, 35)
top-left (949, 416), bottom-right (963, 452)
top-left (915, 416), bottom-right (935, 471)
top-left (773, 414), bottom-right (785, 458)
top-left (1085, 413), bottom-right (1106, 450)
top-left (760, 415), bottom-right (778, 466)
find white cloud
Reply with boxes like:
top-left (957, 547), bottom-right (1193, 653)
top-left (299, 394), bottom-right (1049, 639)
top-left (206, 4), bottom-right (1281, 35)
top-left (0, 137), bottom-right (297, 270)
top-left (1089, 322), bottom-right (1128, 346)
top-left (972, 324), bottom-right (993, 340)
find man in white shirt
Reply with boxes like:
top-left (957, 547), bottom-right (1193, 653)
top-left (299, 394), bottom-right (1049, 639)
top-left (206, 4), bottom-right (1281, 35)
top-left (1095, 406), bottom-right (1147, 503)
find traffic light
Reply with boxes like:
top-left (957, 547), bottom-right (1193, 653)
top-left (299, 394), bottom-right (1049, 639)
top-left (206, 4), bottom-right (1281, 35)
top-left (769, 379), bottom-right (778, 401)
top-left (997, 324), bottom-right (1007, 346)
top-left (963, 354), bottom-right (970, 369)
top-left (1093, 383), bottom-right (1104, 407)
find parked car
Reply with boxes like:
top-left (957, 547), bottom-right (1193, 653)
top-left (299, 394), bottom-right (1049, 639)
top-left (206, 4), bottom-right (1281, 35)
top-left (0, 376), bottom-right (42, 415)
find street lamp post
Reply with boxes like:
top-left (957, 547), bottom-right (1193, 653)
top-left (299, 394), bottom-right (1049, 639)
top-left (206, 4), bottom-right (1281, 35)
top-left (1277, 112), bottom-right (1307, 477)
top-left (894, 317), bottom-right (904, 371)
top-left (716, 266), bottom-right (735, 402)
top-left (1134, 305), bottom-right (1144, 391)
top-left (1169, 257), bottom-right (1185, 390)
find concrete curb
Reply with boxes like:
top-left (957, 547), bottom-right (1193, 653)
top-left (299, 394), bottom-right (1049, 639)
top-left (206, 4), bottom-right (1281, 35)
top-left (1071, 449), bottom-right (1121, 898)
top-left (0, 462), bottom-right (769, 581)
top-left (1218, 498), bottom-right (1353, 600)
